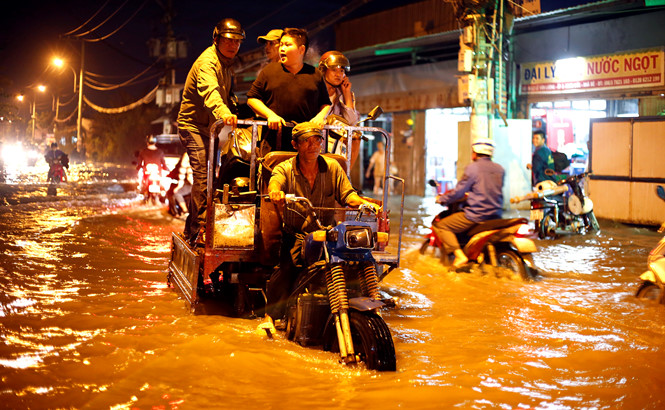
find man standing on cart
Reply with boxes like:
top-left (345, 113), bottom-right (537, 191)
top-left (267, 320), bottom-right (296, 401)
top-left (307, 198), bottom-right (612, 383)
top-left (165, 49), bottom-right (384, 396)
top-left (247, 28), bottom-right (330, 152)
top-left (177, 18), bottom-right (244, 246)
top-left (265, 122), bottom-right (380, 323)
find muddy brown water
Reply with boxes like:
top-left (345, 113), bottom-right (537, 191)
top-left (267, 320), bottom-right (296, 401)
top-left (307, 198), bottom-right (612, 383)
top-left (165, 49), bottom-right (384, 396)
top-left (1, 177), bottom-right (664, 409)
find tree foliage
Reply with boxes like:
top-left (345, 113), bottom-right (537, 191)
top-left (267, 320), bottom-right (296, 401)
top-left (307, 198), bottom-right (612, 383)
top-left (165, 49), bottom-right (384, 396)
top-left (87, 101), bottom-right (161, 163)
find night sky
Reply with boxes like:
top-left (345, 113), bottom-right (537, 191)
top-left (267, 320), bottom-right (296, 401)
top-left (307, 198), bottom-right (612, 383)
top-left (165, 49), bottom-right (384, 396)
top-left (0, 0), bottom-right (579, 108)
top-left (0, 0), bottom-right (416, 104)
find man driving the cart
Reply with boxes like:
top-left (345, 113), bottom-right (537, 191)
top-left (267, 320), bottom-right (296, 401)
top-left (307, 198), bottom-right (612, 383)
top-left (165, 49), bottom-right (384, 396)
top-left (265, 122), bottom-right (380, 323)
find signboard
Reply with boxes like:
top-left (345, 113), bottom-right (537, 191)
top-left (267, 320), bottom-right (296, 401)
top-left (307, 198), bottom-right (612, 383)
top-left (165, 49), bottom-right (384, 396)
top-left (520, 49), bottom-right (664, 95)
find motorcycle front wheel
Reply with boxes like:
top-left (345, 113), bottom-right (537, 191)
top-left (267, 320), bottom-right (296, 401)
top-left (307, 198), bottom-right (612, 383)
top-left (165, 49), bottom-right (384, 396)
top-left (538, 213), bottom-right (557, 239)
top-left (585, 211), bottom-right (600, 232)
top-left (636, 281), bottom-right (664, 304)
top-left (325, 310), bottom-right (396, 371)
top-left (495, 249), bottom-right (529, 280)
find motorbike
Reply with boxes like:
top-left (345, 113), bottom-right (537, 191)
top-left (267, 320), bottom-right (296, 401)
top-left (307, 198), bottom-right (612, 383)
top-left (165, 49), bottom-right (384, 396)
top-left (138, 163), bottom-right (167, 205)
top-left (421, 180), bottom-right (540, 281)
top-left (419, 179), bottom-right (445, 256)
top-left (278, 195), bottom-right (396, 370)
top-left (635, 185), bottom-right (665, 304)
top-left (511, 171), bottom-right (600, 239)
top-left (167, 112), bottom-right (406, 371)
top-left (47, 155), bottom-right (68, 183)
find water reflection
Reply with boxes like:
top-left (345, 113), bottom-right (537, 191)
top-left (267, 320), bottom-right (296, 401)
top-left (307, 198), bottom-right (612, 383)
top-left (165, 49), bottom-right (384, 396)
top-left (1, 184), bottom-right (665, 408)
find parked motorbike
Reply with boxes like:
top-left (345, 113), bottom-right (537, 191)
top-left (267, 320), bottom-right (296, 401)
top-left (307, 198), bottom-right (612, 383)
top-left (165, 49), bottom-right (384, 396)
top-left (511, 171), bottom-right (599, 239)
top-left (421, 180), bottom-right (540, 281)
top-left (635, 185), bottom-right (665, 304)
top-left (278, 195), bottom-right (396, 371)
top-left (138, 163), bottom-right (167, 205)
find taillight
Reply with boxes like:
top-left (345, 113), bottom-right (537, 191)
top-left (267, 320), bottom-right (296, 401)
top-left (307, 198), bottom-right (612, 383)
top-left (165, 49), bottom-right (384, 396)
top-left (515, 224), bottom-right (532, 237)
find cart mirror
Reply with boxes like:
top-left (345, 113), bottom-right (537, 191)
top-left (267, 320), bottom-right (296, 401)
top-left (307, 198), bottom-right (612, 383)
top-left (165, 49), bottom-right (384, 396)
top-left (366, 106), bottom-right (383, 121)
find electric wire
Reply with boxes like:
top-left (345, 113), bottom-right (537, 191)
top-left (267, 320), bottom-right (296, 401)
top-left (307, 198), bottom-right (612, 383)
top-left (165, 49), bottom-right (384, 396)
top-left (62, 0), bottom-right (112, 36)
top-left (84, 71), bottom-right (163, 91)
top-left (83, 59), bottom-right (162, 90)
top-left (70, 0), bottom-right (130, 38)
top-left (84, 0), bottom-right (150, 42)
top-left (84, 85), bottom-right (157, 114)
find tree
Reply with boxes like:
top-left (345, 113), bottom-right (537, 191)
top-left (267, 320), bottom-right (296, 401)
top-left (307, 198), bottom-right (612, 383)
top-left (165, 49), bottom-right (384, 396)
top-left (88, 99), bottom-right (161, 163)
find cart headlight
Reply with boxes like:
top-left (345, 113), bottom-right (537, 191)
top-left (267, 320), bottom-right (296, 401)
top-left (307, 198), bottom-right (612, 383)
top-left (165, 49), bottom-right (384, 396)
top-left (345, 227), bottom-right (373, 249)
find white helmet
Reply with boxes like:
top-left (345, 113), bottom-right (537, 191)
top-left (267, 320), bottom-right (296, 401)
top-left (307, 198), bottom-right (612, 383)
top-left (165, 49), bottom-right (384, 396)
top-left (471, 138), bottom-right (495, 156)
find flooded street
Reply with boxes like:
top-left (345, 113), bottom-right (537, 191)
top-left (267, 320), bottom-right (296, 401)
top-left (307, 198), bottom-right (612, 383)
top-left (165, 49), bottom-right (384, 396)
top-left (1, 166), bottom-right (664, 409)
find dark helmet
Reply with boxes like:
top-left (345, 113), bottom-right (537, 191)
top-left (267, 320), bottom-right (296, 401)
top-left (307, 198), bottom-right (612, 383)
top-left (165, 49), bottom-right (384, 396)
top-left (212, 18), bottom-right (245, 42)
top-left (146, 135), bottom-right (157, 145)
top-left (318, 51), bottom-right (350, 73)
top-left (292, 121), bottom-right (323, 142)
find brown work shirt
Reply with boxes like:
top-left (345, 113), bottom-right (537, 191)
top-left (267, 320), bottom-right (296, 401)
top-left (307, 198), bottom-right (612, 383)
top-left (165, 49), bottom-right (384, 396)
top-left (270, 154), bottom-right (355, 233)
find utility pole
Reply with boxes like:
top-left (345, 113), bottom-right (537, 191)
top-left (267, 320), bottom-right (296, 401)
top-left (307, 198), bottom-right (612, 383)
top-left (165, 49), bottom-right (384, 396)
top-left (77, 40), bottom-right (85, 156)
top-left (457, 0), bottom-right (510, 141)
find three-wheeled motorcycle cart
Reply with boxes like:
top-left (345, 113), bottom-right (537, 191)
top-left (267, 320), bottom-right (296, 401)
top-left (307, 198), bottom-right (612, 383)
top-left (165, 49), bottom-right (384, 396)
top-left (167, 115), bottom-right (404, 370)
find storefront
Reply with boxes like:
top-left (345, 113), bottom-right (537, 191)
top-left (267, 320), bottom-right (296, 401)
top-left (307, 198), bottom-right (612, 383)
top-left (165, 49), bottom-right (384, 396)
top-left (518, 48), bottom-right (665, 173)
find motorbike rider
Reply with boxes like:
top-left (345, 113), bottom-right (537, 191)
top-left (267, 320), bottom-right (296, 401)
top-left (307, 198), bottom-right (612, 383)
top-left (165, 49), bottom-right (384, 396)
top-left (266, 122), bottom-right (381, 322)
top-left (45, 142), bottom-right (68, 182)
top-left (527, 130), bottom-right (556, 186)
top-left (177, 17), bottom-right (244, 246)
top-left (318, 50), bottom-right (360, 165)
top-left (247, 28), bottom-right (331, 151)
top-left (432, 138), bottom-right (505, 268)
top-left (136, 135), bottom-right (168, 174)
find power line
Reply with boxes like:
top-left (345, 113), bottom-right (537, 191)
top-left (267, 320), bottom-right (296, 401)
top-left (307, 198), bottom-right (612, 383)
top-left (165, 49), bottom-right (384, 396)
top-left (62, 0), bottom-right (112, 36)
top-left (70, 0), bottom-right (131, 38)
top-left (84, 0), bottom-right (150, 42)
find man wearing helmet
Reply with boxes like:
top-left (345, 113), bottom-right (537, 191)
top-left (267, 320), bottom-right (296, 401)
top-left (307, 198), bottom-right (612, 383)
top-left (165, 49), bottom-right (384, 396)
top-left (432, 137), bottom-right (505, 268)
top-left (136, 136), bottom-right (168, 172)
top-left (265, 122), bottom-right (379, 320)
top-left (177, 18), bottom-right (244, 245)
top-left (247, 28), bottom-right (330, 151)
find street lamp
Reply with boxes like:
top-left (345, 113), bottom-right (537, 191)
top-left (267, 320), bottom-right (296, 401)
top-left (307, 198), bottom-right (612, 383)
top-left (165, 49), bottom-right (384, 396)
top-left (51, 56), bottom-right (83, 153)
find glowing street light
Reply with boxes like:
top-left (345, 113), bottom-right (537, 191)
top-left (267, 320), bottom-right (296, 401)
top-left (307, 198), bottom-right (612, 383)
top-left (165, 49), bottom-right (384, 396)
top-left (51, 56), bottom-right (83, 152)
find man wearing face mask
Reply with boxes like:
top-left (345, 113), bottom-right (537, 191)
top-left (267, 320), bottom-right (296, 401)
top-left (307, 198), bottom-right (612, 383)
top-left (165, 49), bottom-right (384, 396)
top-left (247, 27), bottom-right (330, 151)
top-left (177, 18), bottom-right (244, 246)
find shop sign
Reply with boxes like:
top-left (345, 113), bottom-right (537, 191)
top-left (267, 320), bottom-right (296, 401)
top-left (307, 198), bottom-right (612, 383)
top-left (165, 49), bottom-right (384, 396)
top-left (520, 49), bottom-right (664, 95)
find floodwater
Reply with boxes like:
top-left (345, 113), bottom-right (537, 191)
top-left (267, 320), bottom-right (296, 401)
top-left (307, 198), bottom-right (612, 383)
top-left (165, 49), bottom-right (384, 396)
top-left (1, 163), bottom-right (664, 409)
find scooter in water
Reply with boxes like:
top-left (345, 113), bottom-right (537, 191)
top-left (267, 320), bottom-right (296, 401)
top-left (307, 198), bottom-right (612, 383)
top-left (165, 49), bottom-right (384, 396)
top-left (511, 171), bottom-right (599, 239)
top-left (138, 163), bottom-right (167, 205)
top-left (47, 154), bottom-right (68, 183)
top-left (275, 195), bottom-right (396, 371)
top-left (635, 185), bottom-right (665, 304)
top-left (422, 181), bottom-right (540, 280)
